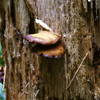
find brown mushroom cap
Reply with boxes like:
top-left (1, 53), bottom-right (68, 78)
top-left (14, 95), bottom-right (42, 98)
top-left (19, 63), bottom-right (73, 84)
top-left (32, 41), bottom-right (65, 58)
top-left (25, 31), bottom-right (61, 45)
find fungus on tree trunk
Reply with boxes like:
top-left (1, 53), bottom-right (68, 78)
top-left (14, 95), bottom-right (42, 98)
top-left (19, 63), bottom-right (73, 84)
top-left (24, 31), bottom-right (65, 58)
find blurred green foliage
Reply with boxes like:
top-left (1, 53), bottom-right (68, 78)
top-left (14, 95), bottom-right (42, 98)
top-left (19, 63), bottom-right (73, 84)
top-left (0, 44), bottom-right (4, 66)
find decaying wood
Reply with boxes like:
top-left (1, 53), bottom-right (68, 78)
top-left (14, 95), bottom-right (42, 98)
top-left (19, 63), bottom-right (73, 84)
top-left (0, 0), bottom-right (100, 100)
top-left (66, 51), bottom-right (89, 90)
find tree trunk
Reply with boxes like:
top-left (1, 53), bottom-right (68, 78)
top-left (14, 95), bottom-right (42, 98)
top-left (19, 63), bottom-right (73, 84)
top-left (0, 0), bottom-right (100, 100)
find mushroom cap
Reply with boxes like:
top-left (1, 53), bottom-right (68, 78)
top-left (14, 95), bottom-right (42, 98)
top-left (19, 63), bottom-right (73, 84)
top-left (32, 41), bottom-right (65, 58)
top-left (25, 31), bottom-right (61, 45)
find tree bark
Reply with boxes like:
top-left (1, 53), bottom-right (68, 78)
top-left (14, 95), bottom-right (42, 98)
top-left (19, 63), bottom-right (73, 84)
top-left (0, 0), bottom-right (100, 100)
